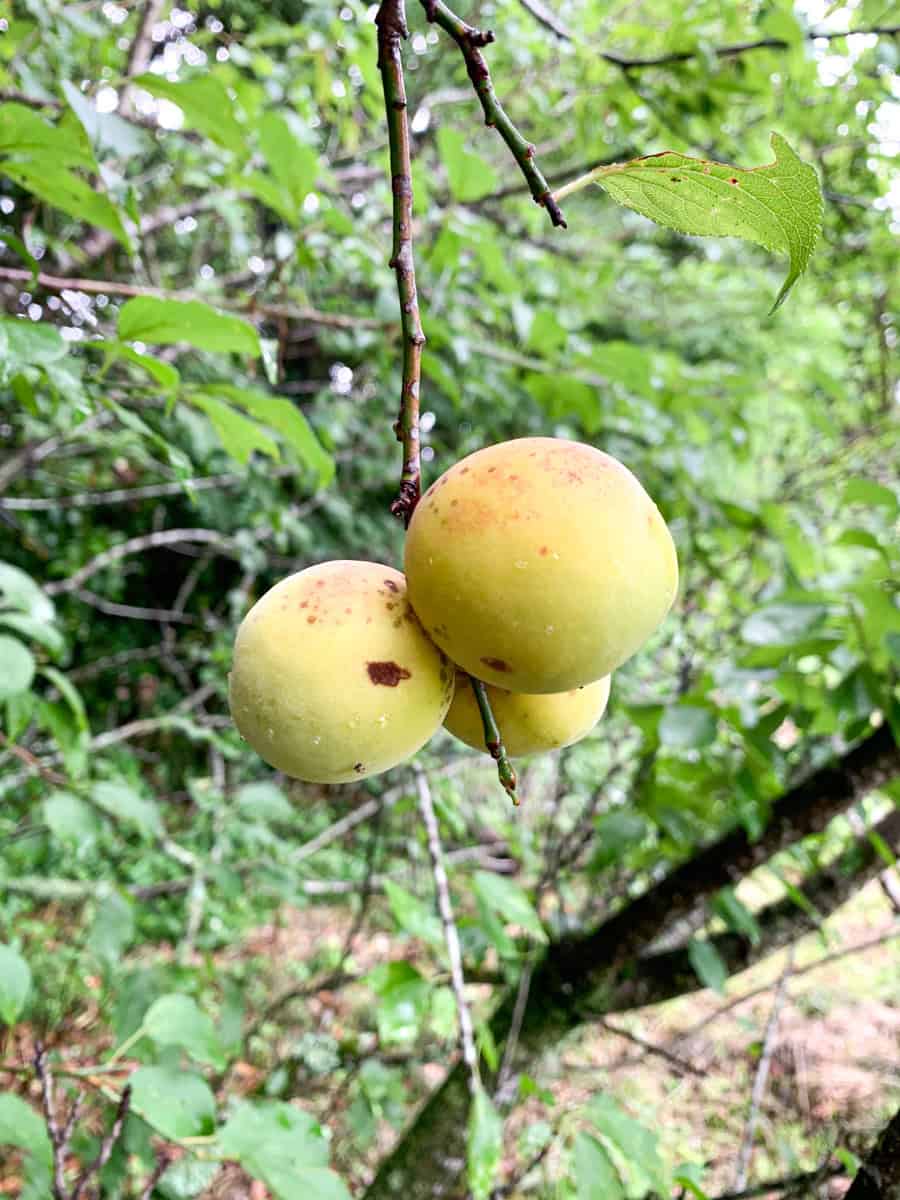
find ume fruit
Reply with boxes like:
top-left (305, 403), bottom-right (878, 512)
top-left (228, 561), bottom-right (454, 783)
top-left (404, 437), bottom-right (678, 692)
top-left (444, 673), bottom-right (611, 758)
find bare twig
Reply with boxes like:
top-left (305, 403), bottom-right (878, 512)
top-left (515, 0), bottom-right (572, 41)
top-left (0, 266), bottom-right (384, 330)
top-left (470, 676), bottom-right (518, 804)
top-left (71, 588), bottom-right (199, 624)
top-left (595, 1017), bottom-right (704, 1077)
top-left (376, 0), bottom-right (425, 524)
top-left (421, 0), bottom-right (566, 228)
top-left (495, 955), bottom-right (535, 1100)
top-left (708, 1164), bottom-right (846, 1200)
top-left (70, 1086), bottom-right (131, 1200)
top-left (45, 528), bottom-right (241, 596)
top-left (34, 1045), bottom-right (67, 1200)
top-left (0, 465), bottom-right (299, 511)
top-left (138, 1149), bottom-right (174, 1200)
top-left (417, 770), bottom-right (480, 1092)
top-left (733, 948), bottom-right (795, 1190)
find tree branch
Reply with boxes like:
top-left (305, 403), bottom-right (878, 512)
top-left (845, 1105), bottom-right (900, 1199)
top-left (421, 0), bottom-right (566, 228)
top-left (417, 770), bottom-right (480, 1092)
top-left (376, 0), bottom-right (425, 524)
top-left (601, 25), bottom-right (899, 69)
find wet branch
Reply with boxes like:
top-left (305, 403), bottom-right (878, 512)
top-left (421, 0), bottom-right (566, 228)
top-left (376, 0), bottom-right (425, 524)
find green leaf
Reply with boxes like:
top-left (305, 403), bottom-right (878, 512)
top-left (0, 564), bottom-right (55, 623)
top-left (3, 161), bottom-right (132, 251)
top-left (218, 1102), bottom-right (350, 1200)
top-left (472, 872), bottom-right (547, 943)
top-left (559, 133), bottom-right (822, 311)
top-left (235, 780), bottom-right (294, 823)
top-left (258, 112), bottom-right (319, 208)
top-left (712, 888), bottom-right (761, 945)
top-left (95, 341), bottom-right (181, 391)
top-left (687, 938), bottom-right (728, 993)
top-left (674, 1162), bottom-right (710, 1199)
top-left (437, 126), bottom-right (499, 202)
top-left (188, 393), bottom-right (280, 466)
top-left (365, 962), bottom-right (430, 1045)
top-left (0, 101), bottom-right (94, 169)
top-left (841, 477), bottom-right (898, 516)
top-left (118, 297), bottom-right (260, 357)
top-left (591, 810), bottom-right (649, 869)
top-left (129, 1067), bottom-right (216, 1139)
top-left (659, 704), bottom-right (717, 750)
top-left (467, 1086), bottom-right (503, 1200)
top-left (0, 945), bottom-right (31, 1025)
top-left (0, 635), bottom-right (35, 700)
top-left (157, 1157), bottom-right (220, 1199)
top-left (61, 80), bottom-right (148, 159)
top-left (0, 319), bottom-right (68, 385)
top-left (742, 604), bottom-right (828, 647)
top-left (587, 1094), bottom-right (667, 1194)
top-left (43, 790), bottom-right (101, 844)
top-left (143, 994), bottom-right (226, 1070)
top-left (573, 1132), bottom-right (624, 1200)
top-left (383, 880), bottom-right (443, 947)
top-left (91, 780), bottom-right (161, 837)
top-left (87, 891), bottom-right (135, 965)
top-left (0, 612), bottom-right (64, 655)
top-left (134, 74), bottom-right (247, 155)
top-left (0, 1091), bottom-right (52, 1164)
top-left (212, 387), bottom-right (334, 484)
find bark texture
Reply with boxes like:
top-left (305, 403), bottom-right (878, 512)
top-left (364, 728), bottom-right (899, 1200)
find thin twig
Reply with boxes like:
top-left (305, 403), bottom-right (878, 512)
top-left (70, 1086), bottom-right (131, 1200)
top-left (0, 465), bottom-right (299, 511)
top-left (421, 0), bottom-right (566, 228)
top-left (596, 1017), bottom-right (704, 1077)
top-left (733, 948), bottom-right (795, 1191)
top-left (495, 955), bottom-right (535, 1101)
top-left (417, 770), bottom-right (480, 1092)
top-left (34, 1045), bottom-right (67, 1200)
top-left (708, 1163), bottom-right (846, 1200)
top-left (470, 676), bottom-right (518, 804)
top-left (45, 528), bottom-right (241, 595)
top-left (376, 0), bottom-right (425, 524)
top-left (138, 1149), bottom-right (174, 1200)
top-left (0, 266), bottom-right (384, 330)
top-left (515, 0), bottom-right (572, 40)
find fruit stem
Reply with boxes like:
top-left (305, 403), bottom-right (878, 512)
top-left (376, 0), bottom-right (425, 527)
top-left (469, 675), bottom-right (519, 805)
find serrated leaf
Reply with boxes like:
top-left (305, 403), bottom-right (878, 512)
top-left (134, 74), bottom-right (246, 155)
top-left (687, 938), bottom-right (728, 993)
top-left (557, 133), bottom-right (822, 311)
top-left (118, 297), bottom-right (260, 357)
top-left (143, 994), bottom-right (226, 1069)
top-left (472, 872), bottom-right (547, 943)
top-left (0, 635), bottom-right (34, 700)
top-left (573, 1131), bottom-right (624, 1199)
top-left (188, 393), bottom-right (279, 466)
top-left (0, 101), bottom-right (95, 168)
top-left (129, 1067), bottom-right (216, 1139)
top-left (467, 1087), bottom-right (503, 1200)
top-left (0, 945), bottom-right (31, 1025)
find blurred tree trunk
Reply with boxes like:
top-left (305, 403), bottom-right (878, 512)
top-left (845, 1106), bottom-right (900, 1199)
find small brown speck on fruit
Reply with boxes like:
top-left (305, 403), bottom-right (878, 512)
top-left (481, 656), bottom-right (511, 673)
top-left (354, 762), bottom-right (364, 773)
top-left (307, 616), bottom-right (317, 624)
top-left (384, 579), bottom-right (400, 593)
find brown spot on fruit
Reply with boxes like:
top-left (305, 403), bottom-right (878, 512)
top-left (481, 656), bottom-right (511, 673)
top-left (354, 762), bottom-right (364, 773)
top-left (367, 661), bottom-right (412, 686)
top-left (307, 616), bottom-right (317, 624)
top-left (345, 608), bottom-right (352, 614)
top-left (300, 601), bottom-right (308, 608)
top-left (384, 579), bottom-right (399, 593)
top-left (539, 546), bottom-right (549, 556)
top-left (460, 467), bottom-right (470, 474)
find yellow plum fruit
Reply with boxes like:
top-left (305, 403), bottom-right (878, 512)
top-left (404, 437), bottom-right (677, 692)
top-left (444, 673), bottom-right (611, 758)
top-left (228, 561), bottom-right (454, 783)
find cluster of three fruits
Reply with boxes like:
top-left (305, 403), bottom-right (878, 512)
top-left (228, 438), bottom-right (678, 783)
